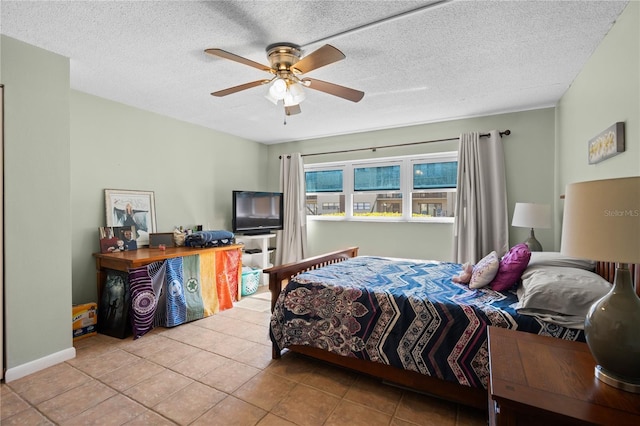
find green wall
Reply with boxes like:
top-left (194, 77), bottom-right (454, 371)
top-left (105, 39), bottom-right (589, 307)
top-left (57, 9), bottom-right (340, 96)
top-left (2, 36), bottom-right (73, 376)
top-left (555, 1), bottom-right (639, 246)
top-left (71, 91), bottom-right (267, 304)
top-left (1, 35), bottom-right (267, 379)
top-left (268, 108), bottom-right (557, 261)
top-left (557, 0), bottom-right (639, 186)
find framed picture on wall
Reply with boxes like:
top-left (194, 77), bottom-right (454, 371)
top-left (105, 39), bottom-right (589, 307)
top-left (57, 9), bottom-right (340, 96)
top-left (105, 189), bottom-right (156, 247)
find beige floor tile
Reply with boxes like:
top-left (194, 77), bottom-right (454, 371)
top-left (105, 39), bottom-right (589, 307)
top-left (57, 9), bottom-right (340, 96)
top-left (233, 298), bottom-right (271, 313)
top-left (0, 407), bottom-right (54, 425)
top-left (304, 362), bottom-right (358, 397)
top-left (198, 330), bottom-right (258, 358)
top-left (196, 314), bottom-right (245, 332)
top-left (394, 391), bottom-right (457, 426)
top-left (156, 322), bottom-right (213, 343)
top-left (169, 348), bottom-right (229, 379)
top-left (0, 385), bottom-right (31, 420)
top-left (191, 395), bottom-right (267, 426)
top-left (391, 418), bottom-right (422, 426)
top-left (232, 371), bottom-right (297, 411)
top-left (143, 339), bottom-right (202, 367)
top-left (124, 409), bottom-right (176, 425)
top-left (200, 359), bottom-right (261, 393)
top-left (271, 383), bottom-right (341, 426)
top-left (123, 369), bottom-right (193, 407)
top-left (153, 381), bottom-right (226, 425)
top-left (69, 348), bottom-right (141, 378)
top-left (255, 413), bottom-right (298, 426)
top-left (60, 394), bottom-right (147, 426)
top-left (36, 380), bottom-right (117, 424)
top-left (263, 352), bottom-right (316, 383)
top-left (343, 375), bottom-right (403, 415)
top-left (114, 333), bottom-right (176, 358)
top-left (218, 305), bottom-right (272, 325)
top-left (8, 363), bottom-right (91, 405)
top-left (324, 399), bottom-right (392, 426)
top-left (234, 342), bottom-right (277, 369)
top-left (98, 358), bottom-right (166, 392)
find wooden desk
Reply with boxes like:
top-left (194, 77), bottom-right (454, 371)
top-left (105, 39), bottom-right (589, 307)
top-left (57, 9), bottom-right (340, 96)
top-left (488, 326), bottom-right (640, 426)
top-left (94, 245), bottom-right (243, 304)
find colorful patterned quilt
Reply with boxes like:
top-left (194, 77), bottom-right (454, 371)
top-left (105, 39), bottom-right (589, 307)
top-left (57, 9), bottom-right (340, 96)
top-left (270, 256), bottom-right (585, 389)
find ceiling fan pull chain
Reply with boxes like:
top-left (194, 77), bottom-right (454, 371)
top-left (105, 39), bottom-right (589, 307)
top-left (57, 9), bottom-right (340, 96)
top-left (283, 106), bottom-right (287, 126)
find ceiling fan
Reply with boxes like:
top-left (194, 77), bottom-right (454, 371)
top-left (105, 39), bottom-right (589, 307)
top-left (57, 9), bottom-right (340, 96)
top-left (204, 43), bottom-right (364, 116)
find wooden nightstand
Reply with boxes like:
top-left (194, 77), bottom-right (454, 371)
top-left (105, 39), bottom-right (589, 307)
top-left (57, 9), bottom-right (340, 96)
top-left (488, 326), bottom-right (640, 426)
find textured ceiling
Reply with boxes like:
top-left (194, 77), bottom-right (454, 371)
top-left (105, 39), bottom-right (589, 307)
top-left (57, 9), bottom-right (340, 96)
top-left (0, 0), bottom-right (629, 144)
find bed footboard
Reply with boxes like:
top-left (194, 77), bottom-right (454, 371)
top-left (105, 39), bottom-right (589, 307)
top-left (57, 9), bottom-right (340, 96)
top-left (264, 246), bottom-right (359, 358)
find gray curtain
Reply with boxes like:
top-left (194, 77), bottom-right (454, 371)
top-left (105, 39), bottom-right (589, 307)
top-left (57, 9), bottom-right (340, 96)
top-left (452, 130), bottom-right (508, 264)
top-left (276, 153), bottom-right (308, 265)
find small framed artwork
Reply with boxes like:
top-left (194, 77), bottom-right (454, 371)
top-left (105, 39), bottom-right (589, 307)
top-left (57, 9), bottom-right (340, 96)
top-left (149, 232), bottom-right (175, 248)
top-left (98, 226), bottom-right (119, 253)
top-left (99, 226), bottom-right (138, 252)
top-left (105, 189), bottom-right (156, 247)
top-left (113, 226), bottom-right (138, 251)
top-left (588, 122), bottom-right (625, 164)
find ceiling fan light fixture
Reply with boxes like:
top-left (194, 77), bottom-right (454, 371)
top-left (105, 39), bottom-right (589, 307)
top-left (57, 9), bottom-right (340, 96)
top-left (269, 78), bottom-right (287, 100)
top-left (288, 82), bottom-right (306, 104)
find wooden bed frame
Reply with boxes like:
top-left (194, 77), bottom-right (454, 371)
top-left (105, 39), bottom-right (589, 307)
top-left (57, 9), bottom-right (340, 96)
top-left (264, 247), bottom-right (639, 410)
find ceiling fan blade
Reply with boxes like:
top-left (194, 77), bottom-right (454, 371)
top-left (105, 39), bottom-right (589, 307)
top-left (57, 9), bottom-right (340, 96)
top-left (285, 104), bottom-right (302, 116)
top-left (211, 80), bottom-right (270, 97)
top-left (204, 48), bottom-right (272, 73)
top-left (302, 78), bottom-right (364, 103)
top-left (291, 44), bottom-right (345, 74)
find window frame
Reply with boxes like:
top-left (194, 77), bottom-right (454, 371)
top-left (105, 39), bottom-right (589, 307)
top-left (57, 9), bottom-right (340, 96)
top-left (304, 151), bottom-right (457, 223)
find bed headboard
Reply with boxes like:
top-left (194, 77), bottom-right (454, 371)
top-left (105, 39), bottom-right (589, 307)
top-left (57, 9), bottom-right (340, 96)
top-left (596, 261), bottom-right (639, 297)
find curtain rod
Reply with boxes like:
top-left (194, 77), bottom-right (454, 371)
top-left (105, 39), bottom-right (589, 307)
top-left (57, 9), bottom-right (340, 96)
top-left (280, 129), bottom-right (510, 159)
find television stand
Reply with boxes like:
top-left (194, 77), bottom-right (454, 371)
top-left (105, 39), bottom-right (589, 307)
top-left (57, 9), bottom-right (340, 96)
top-left (236, 233), bottom-right (276, 286)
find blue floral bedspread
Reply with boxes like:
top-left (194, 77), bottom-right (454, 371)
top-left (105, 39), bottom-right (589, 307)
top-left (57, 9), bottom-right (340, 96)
top-left (270, 256), bottom-right (585, 389)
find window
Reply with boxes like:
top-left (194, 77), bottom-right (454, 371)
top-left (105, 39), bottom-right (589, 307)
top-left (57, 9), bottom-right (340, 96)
top-left (411, 160), bottom-right (457, 218)
top-left (305, 151), bottom-right (457, 222)
top-left (305, 167), bottom-right (345, 216)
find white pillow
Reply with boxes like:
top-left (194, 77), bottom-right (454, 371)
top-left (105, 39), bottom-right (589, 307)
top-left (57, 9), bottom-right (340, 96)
top-left (526, 252), bottom-right (595, 271)
top-left (469, 251), bottom-right (499, 289)
top-left (516, 265), bottom-right (611, 328)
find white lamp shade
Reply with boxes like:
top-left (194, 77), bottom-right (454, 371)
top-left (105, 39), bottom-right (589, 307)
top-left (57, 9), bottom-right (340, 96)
top-left (561, 176), bottom-right (640, 264)
top-left (512, 203), bottom-right (551, 229)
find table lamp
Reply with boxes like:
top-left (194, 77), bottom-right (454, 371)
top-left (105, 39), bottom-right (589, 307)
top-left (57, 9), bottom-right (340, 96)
top-left (511, 202), bottom-right (551, 251)
top-left (561, 176), bottom-right (640, 393)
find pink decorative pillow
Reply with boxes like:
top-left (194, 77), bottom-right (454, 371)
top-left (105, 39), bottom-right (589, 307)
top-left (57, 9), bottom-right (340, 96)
top-left (452, 262), bottom-right (473, 284)
top-left (490, 243), bottom-right (531, 291)
top-left (469, 251), bottom-right (499, 289)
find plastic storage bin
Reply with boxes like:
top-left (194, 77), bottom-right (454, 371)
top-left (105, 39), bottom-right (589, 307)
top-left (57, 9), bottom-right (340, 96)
top-left (241, 268), bottom-right (260, 296)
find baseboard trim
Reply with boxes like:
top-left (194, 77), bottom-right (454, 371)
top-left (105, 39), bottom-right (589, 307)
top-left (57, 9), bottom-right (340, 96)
top-left (4, 347), bottom-right (76, 382)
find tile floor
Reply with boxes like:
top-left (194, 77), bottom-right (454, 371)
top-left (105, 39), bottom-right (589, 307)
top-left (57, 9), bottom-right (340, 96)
top-left (1, 288), bottom-right (487, 425)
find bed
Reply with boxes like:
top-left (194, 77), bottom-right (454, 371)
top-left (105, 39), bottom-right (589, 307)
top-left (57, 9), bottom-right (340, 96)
top-left (265, 247), bottom-right (639, 410)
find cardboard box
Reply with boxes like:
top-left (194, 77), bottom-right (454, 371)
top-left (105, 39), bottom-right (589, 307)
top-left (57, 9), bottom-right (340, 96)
top-left (73, 303), bottom-right (97, 341)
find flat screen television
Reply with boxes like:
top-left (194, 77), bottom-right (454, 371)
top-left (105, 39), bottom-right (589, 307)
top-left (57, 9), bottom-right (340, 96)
top-left (232, 190), bottom-right (284, 235)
